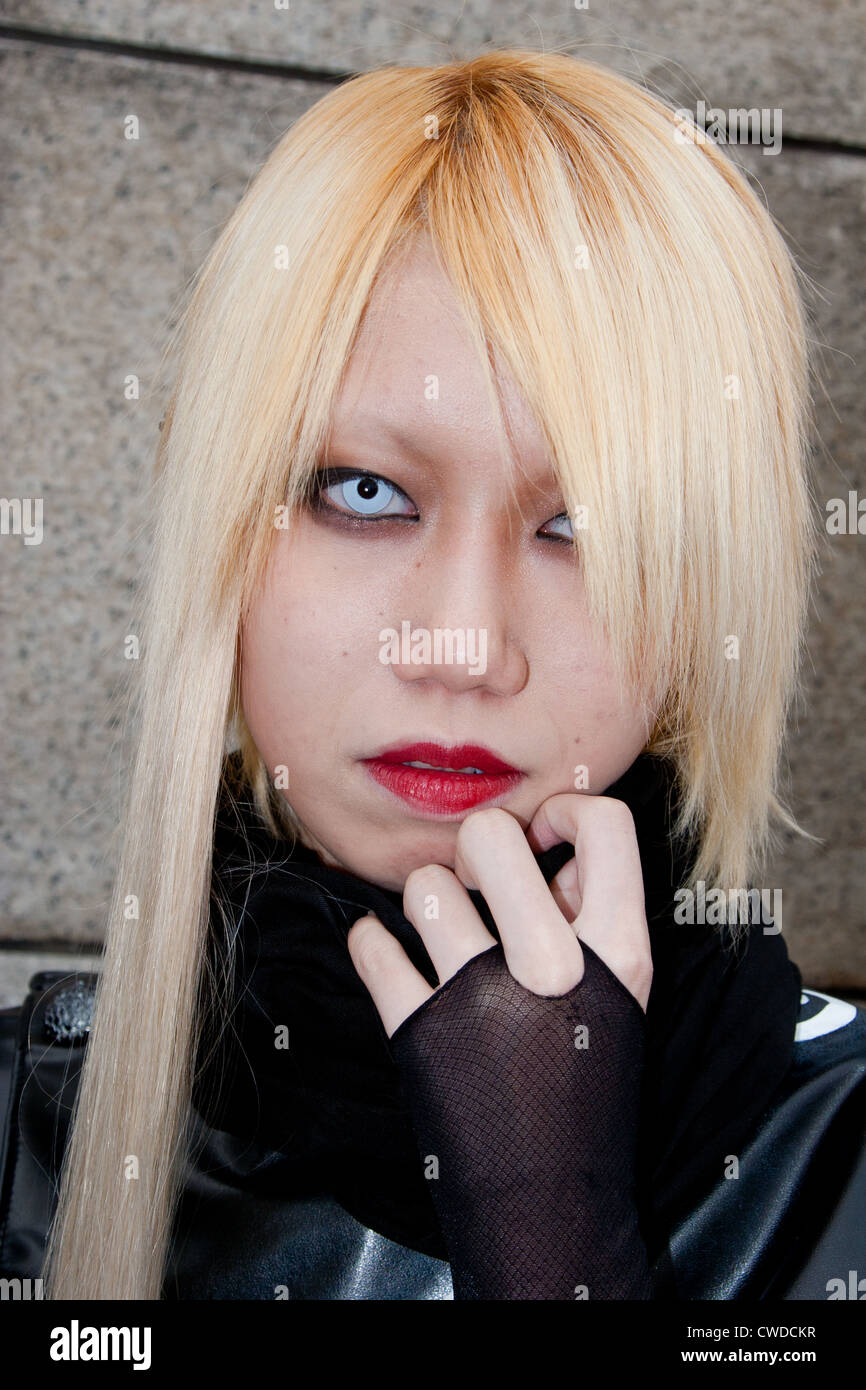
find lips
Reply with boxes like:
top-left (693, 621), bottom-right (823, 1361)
top-left (361, 741), bottom-right (524, 816)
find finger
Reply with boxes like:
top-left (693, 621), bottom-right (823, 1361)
top-left (527, 793), bottom-right (651, 1007)
top-left (402, 863), bottom-right (496, 983)
top-left (346, 914), bottom-right (433, 1038)
top-left (454, 808), bottom-right (584, 996)
top-left (547, 855), bottom-right (582, 924)
top-left (529, 793), bottom-right (647, 925)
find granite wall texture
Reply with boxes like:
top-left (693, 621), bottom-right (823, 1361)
top-left (1, 2), bottom-right (863, 1003)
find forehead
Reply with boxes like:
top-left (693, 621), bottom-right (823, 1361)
top-left (329, 234), bottom-right (557, 495)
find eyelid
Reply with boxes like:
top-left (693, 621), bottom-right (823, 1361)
top-left (315, 465), bottom-right (405, 489)
top-left (309, 466), bottom-right (573, 541)
top-left (537, 511), bottom-right (574, 543)
top-left (310, 466), bottom-right (418, 518)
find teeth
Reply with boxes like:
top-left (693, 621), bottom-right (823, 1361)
top-left (404, 761), bottom-right (485, 774)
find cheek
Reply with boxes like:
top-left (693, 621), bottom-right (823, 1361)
top-left (239, 545), bottom-right (314, 752)
top-left (239, 531), bottom-right (376, 751)
top-left (534, 592), bottom-right (652, 742)
top-left (242, 608), bottom-right (328, 745)
top-left (238, 604), bottom-right (287, 760)
top-left (532, 586), bottom-right (611, 702)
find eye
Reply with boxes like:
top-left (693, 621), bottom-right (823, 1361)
top-left (309, 468), bottom-right (417, 519)
top-left (538, 512), bottom-right (575, 544)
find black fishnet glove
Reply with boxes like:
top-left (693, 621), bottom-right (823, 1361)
top-left (389, 939), bottom-right (653, 1300)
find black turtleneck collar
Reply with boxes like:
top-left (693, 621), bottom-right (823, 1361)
top-left (192, 751), bottom-right (801, 1262)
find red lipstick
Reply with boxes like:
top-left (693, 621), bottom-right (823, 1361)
top-left (361, 741), bottom-right (525, 816)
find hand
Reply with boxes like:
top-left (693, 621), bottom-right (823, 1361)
top-left (346, 793), bottom-right (653, 1039)
top-left (347, 792), bottom-right (655, 1300)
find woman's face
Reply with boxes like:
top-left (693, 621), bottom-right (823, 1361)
top-left (240, 236), bottom-right (657, 891)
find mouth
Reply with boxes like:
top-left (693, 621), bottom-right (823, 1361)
top-left (360, 741), bottom-right (525, 817)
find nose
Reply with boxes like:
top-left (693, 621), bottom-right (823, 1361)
top-left (382, 525), bottom-right (529, 696)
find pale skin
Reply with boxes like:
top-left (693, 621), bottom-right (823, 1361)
top-left (240, 232), bottom-right (656, 1038)
top-left (350, 795), bottom-right (653, 1040)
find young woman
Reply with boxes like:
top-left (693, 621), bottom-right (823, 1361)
top-left (41, 47), bottom-right (817, 1300)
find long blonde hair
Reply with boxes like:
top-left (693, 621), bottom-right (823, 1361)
top-left (43, 48), bottom-right (821, 1299)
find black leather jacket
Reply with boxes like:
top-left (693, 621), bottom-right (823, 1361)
top-left (1, 970), bottom-right (864, 1299)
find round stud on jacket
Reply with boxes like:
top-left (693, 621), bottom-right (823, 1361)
top-left (41, 978), bottom-right (96, 1045)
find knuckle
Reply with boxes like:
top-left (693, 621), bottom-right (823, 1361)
top-left (403, 863), bottom-right (442, 895)
top-left (537, 966), bottom-right (581, 997)
top-left (456, 805), bottom-right (514, 851)
top-left (350, 923), bottom-right (395, 978)
top-left (622, 949), bottom-right (653, 996)
top-left (403, 863), bottom-right (451, 911)
top-left (518, 945), bottom-right (582, 997)
top-left (595, 795), bottom-right (636, 828)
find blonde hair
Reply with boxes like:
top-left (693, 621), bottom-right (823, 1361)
top-left (43, 48), bottom-right (820, 1299)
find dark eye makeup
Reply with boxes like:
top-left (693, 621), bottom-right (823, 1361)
top-left (305, 466), bottom-right (574, 544)
top-left (307, 467), bottom-right (418, 522)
